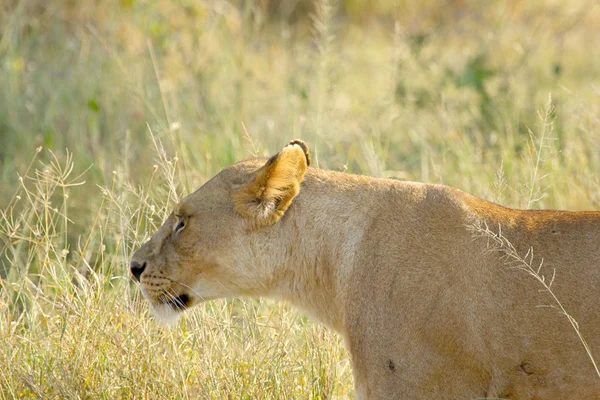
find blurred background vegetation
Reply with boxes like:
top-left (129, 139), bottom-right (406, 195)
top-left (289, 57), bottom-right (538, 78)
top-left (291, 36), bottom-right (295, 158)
top-left (1, 0), bottom-right (600, 397)
top-left (2, 0), bottom-right (599, 209)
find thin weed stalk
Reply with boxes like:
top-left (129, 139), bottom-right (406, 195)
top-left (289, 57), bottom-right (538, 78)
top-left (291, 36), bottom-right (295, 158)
top-left (468, 221), bottom-right (600, 378)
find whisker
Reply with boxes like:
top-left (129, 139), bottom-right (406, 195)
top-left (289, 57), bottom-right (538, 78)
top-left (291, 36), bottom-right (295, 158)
top-left (163, 276), bottom-right (208, 303)
top-left (159, 288), bottom-right (179, 312)
top-left (164, 287), bottom-right (187, 310)
top-left (178, 274), bottom-right (230, 298)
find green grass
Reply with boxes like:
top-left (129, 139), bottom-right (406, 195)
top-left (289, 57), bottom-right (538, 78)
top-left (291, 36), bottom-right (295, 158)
top-left (1, 0), bottom-right (600, 398)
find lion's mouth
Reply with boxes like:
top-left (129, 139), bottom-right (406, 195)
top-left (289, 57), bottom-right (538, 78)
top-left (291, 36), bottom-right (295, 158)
top-left (162, 293), bottom-right (191, 310)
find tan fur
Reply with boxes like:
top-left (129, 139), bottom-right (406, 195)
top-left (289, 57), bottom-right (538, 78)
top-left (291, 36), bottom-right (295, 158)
top-left (233, 141), bottom-right (310, 229)
top-left (132, 140), bottom-right (600, 399)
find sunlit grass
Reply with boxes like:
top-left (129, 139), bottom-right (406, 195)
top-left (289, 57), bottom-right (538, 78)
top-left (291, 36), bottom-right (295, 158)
top-left (0, 144), bottom-right (351, 398)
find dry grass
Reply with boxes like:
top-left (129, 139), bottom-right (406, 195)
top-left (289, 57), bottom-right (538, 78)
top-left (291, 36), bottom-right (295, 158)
top-left (1, 0), bottom-right (600, 398)
top-left (0, 140), bottom-right (351, 398)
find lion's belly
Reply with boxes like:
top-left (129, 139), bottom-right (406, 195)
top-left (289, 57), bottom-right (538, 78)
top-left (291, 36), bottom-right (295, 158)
top-left (346, 279), bottom-right (600, 399)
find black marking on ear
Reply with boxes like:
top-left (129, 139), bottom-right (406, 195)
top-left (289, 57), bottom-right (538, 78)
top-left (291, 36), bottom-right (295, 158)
top-left (388, 359), bottom-right (396, 372)
top-left (288, 139), bottom-right (311, 167)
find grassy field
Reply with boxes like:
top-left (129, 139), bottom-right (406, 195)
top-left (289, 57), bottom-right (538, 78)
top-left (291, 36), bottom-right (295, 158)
top-left (1, 0), bottom-right (600, 398)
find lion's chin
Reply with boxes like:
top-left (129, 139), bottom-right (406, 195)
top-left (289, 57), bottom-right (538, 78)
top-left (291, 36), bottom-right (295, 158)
top-left (150, 303), bottom-right (185, 326)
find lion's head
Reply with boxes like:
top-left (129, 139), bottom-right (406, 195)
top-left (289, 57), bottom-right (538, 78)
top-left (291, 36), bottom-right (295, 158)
top-left (130, 140), bottom-right (311, 322)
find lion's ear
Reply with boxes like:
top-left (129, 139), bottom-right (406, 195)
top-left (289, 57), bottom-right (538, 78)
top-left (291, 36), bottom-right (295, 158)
top-left (233, 140), bottom-right (310, 228)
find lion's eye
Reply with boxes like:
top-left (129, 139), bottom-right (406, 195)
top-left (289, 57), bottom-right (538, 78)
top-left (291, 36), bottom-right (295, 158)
top-left (174, 219), bottom-right (186, 234)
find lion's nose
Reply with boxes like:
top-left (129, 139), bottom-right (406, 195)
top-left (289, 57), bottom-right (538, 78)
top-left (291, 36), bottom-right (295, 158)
top-left (130, 260), bottom-right (146, 282)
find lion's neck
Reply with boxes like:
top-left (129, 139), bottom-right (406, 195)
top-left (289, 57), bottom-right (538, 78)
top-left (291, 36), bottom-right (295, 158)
top-left (269, 231), bottom-right (348, 332)
top-left (266, 172), bottom-right (375, 334)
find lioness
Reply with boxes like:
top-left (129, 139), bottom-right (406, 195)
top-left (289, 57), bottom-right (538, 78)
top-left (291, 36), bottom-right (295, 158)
top-left (131, 140), bottom-right (600, 399)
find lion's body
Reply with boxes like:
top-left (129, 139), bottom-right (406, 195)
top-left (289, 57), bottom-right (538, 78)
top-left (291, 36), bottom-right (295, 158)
top-left (132, 141), bottom-right (600, 399)
top-left (273, 165), bottom-right (600, 399)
